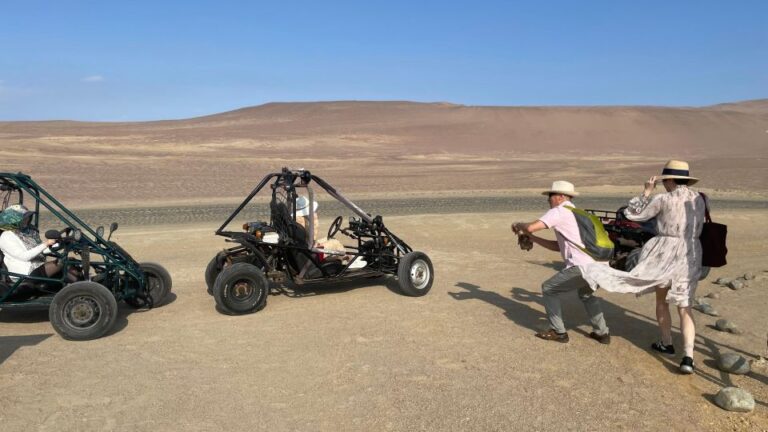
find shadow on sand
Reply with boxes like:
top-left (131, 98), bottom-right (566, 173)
top-left (273, 275), bottom-right (400, 298)
top-left (0, 333), bottom-right (53, 365)
top-left (0, 292), bottom-right (179, 343)
top-left (448, 278), bottom-right (766, 407)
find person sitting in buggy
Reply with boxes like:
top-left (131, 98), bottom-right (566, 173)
top-left (294, 195), bottom-right (348, 262)
top-left (0, 205), bottom-right (79, 290)
top-left (0, 204), bottom-right (81, 300)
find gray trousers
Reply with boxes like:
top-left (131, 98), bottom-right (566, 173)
top-left (542, 266), bottom-right (609, 335)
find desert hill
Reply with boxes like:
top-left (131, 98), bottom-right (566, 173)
top-left (0, 100), bottom-right (766, 205)
top-left (708, 98), bottom-right (768, 114)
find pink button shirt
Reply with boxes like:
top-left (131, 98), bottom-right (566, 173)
top-left (538, 200), bottom-right (595, 268)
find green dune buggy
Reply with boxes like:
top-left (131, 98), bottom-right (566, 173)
top-left (206, 168), bottom-right (434, 315)
top-left (0, 172), bottom-right (172, 340)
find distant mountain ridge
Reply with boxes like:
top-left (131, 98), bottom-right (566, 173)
top-left (706, 98), bottom-right (768, 114)
top-left (1, 99), bottom-right (765, 158)
top-left (1, 98), bottom-right (766, 204)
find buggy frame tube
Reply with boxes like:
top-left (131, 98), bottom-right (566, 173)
top-left (216, 173), bottom-right (280, 235)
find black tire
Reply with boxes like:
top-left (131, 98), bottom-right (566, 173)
top-left (205, 253), bottom-right (251, 295)
top-left (140, 262), bottom-right (172, 307)
top-left (205, 255), bottom-right (220, 295)
top-left (213, 262), bottom-right (269, 315)
top-left (49, 281), bottom-right (118, 341)
top-left (397, 251), bottom-right (434, 297)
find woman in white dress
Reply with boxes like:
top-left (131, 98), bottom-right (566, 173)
top-left (579, 160), bottom-right (706, 374)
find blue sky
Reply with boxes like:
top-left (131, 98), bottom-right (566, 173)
top-left (1, 1), bottom-right (766, 120)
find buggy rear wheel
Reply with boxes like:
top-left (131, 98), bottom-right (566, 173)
top-left (49, 281), bottom-right (118, 341)
top-left (125, 263), bottom-right (172, 308)
top-left (397, 251), bottom-right (434, 297)
top-left (213, 262), bottom-right (269, 315)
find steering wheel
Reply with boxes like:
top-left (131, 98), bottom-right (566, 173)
top-left (45, 227), bottom-right (78, 254)
top-left (328, 216), bottom-right (343, 239)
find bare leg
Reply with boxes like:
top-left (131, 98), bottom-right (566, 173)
top-left (43, 261), bottom-right (79, 282)
top-left (655, 287), bottom-right (673, 345)
top-left (678, 306), bottom-right (696, 358)
top-left (42, 261), bottom-right (63, 277)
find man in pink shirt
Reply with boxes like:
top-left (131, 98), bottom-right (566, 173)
top-left (512, 181), bottom-right (610, 344)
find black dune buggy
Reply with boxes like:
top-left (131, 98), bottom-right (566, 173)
top-left (206, 168), bottom-right (434, 315)
top-left (0, 173), bottom-right (172, 341)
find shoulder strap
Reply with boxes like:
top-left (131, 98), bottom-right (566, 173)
top-left (559, 206), bottom-right (585, 248)
top-left (699, 192), bottom-right (712, 223)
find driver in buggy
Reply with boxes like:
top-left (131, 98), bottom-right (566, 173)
top-left (0, 205), bottom-right (77, 283)
top-left (294, 196), bottom-right (348, 262)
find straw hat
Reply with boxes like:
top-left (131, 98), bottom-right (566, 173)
top-left (541, 180), bottom-right (579, 197)
top-left (655, 160), bottom-right (699, 185)
top-left (295, 196), bottom-right (318, 217)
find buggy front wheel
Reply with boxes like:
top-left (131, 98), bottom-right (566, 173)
top-left (49, 281), bottom-right (119, 341)
top-left (397, 251), bottom-right (434, 297)
top-left (213, 262), bottom-right (269, 315)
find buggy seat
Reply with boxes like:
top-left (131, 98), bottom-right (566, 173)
top-left (270, 201), bottom-right (343, 279)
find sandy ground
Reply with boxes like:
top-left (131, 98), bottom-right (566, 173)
top-left (1, 209), bottom-right (766, 431)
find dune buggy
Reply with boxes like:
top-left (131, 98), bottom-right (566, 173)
top-left (206, 168), bottom-right (434, 315)
top-left (0, 173), bottom-right (172, 341)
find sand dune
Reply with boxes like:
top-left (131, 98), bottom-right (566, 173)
top-left (1, 100), bottom-right (766, 206)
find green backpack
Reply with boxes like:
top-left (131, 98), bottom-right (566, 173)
top-left (563, 206), bottom-right (614, 261)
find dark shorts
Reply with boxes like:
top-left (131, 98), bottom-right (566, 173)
top-left (29, 265), bottom-right (48, 278)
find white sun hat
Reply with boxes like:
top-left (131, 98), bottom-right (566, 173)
top-left (541, 180), bottom-right (579, 197)
top-left (295, 196), bottom-right (318, 217)
top-left (655, 160), bottom-right (699, 185)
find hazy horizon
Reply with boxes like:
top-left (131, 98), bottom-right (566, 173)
top-left (2, 97), bottom-right (767, 123)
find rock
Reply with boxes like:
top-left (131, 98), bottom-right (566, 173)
top-left (714, 319), bottom-right (743, 334)
top-left (714, 387), bottom-right (755, 412)
top-left (693, 303), bottom-right (719, 316)
top-left (717, 353), bottom-right (752, 374)
top-left (715, 277), bottom-right (732, 285)
top-left (752, 357), bottom-right (768, 373)
top-left (694, 296), bottom-right (710, 305)
top-left (728, 280), bottom-right (744, 290)
top-left (743, 272), bottom-right (755, 280)
top-left (705, 292), bottom-right (720, 299)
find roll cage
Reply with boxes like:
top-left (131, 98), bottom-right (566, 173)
top-left (0, 172), bottom-right (147, 304)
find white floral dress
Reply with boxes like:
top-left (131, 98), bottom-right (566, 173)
top-left (579, 186), bottom-right (706, 307)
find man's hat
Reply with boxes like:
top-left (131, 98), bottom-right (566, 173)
top-left (541, 181), bottom-right (579, 197)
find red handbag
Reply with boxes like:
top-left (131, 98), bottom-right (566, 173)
top-left (699, 194), bottom-right (727, 267)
